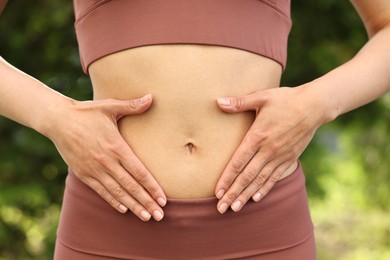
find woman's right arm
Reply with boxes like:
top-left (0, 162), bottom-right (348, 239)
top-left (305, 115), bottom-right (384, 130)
top-left (0, 57), bottom-right (166, 221)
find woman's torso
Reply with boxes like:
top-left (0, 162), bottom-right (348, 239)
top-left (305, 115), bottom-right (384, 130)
top-left (89, 44), bottom-right (297, 198)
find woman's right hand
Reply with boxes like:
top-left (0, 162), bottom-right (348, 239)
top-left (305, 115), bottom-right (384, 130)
top-left (46, 94), bottom-right (166, 222)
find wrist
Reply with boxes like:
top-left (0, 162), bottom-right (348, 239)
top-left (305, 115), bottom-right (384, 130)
top-left (298, 82), bottom-right (339, 126)
top-left (34, 94), bottom-right (77, 139)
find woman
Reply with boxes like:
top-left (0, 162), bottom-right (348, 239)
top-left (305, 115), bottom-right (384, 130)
top-left (1, 0), bottom-right (389, 259)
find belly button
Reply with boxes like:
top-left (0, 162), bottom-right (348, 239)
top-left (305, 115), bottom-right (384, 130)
top-left (185, 142), bottom-right (196, 154)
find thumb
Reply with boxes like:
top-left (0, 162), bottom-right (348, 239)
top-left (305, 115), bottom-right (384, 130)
top-left (111, 94), bottom-right (153, 120)
top-left (217, 92), bottom-right (266, 113)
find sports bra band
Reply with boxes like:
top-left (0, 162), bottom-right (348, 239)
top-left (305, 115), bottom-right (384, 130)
top-left (73, 0), bottom-right (292, 74)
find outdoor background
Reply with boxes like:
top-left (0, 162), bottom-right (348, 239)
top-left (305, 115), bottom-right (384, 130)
top-left (0, 0), bottom-right (389, 259)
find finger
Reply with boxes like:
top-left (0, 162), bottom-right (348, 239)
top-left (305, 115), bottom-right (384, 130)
top-left (227, 161), bottom-right (284, 213)
top-left (98, 172), bottom-right (164, 221)
top-left (92, 174), bottom-right (155, 222)
top-left (215, 123), bottom-right (290, 213)
top-left (120, 148), bottom-right (167, 208)
top-left (216, 152), bottom-right (268, 213)
top-left (252, 162), bottom-right (291, 203)
top-left (84, 177), bottom-right (131, 215)
top-left (103, 94), bottom-right (153, 120)
top-left (107, 167), bottom-right (165, 221)
top-left (216, 91), bottom-right (268, 113)
top-left (215, 127), bottom-right (261, 200)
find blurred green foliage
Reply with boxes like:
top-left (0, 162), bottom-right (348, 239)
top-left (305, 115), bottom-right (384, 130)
top-left (0, 0), bottom-right (389, 259)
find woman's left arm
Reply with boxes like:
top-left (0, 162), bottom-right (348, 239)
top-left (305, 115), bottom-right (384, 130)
top-left (214, 0), bottom-right (390, 214)
top-left (0, 1), bottom-right (7, 14)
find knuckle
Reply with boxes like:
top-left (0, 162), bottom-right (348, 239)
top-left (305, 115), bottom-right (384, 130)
top-left (107, 141), bottom-right (123, 154)
top-left (268, 143), bottom-right (281, 154)
top-left (125, 182), bottom-right (140, 195)
top-left (245, 167), bottom-right (258, 179)
top-left (227, 192), bottom-right (238, 202)
top-left (128, 100), bottom-right (138, 110)
top-left (116, 173), bottom-right (128, 184)
top-left (131, 167), bottom-right (147, 183)
top-left (95, 154), bottom-right (111, 169)
top-left (263, 146), bottom-right (276, 158)
top-left (112, 186), bottom-right (124, 197)
top-left (143, 200), bottom-right (154, 211)
top-left (269, 174), bottom-right (280, 183)
top-left (238, 174), bottom-right (253, 187)
top-left (252, 131), bottom-right (267, 144)
top-left (234, 96), bottom-right (244, 110)
top-left (231, 159), bottom-right (245, 174)
top-left (253, 174), bottom-right (267, 187)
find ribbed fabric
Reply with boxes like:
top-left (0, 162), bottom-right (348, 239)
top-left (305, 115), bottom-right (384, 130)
top-left (56, 161), bottom-right (315, 259)
top-left (73, 0), bottom-right (292, 73)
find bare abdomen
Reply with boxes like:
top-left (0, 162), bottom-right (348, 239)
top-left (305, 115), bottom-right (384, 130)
top-left (89, 44), bottom-right (283, 198)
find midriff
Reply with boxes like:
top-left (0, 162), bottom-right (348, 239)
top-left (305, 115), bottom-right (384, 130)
top-left (89, 44), bottom-right (297, 199)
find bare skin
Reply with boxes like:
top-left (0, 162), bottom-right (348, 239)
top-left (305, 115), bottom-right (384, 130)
top-left (0, 58), bottom-right (167, 221)
top-left (89, 44), bottom-right (298, 200)
top-left (214, 0), bottom-right (390, 213)
top-left (0, 0), bottom-right (389, 221)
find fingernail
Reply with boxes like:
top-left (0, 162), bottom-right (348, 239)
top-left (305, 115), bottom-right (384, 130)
top-left (218, 203), bottom-right (228, 214)
top-left (216, 189), bottom-right (225, 199)
top-left (153, 210), bottom-right (164, 221)
top-left (140, 210), bottom-right (151, 221)
top-left (253, 192), bottom-right (261, 202)
top-left (217, 98), bottom-right (231, 107)
top-left (119, 204), bottom-right (128, 213)
top-left (157, 197), bottom-right (167, 207)
top-left (231, 201), bottom-right (242, 212)
top-left (140, 94), bottom-right (152, 104)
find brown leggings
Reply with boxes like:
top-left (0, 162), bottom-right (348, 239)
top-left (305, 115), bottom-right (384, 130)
top-left (55, 162), bottom-right (316, 259)
top-left (55, 233), bottom-right (316, 260)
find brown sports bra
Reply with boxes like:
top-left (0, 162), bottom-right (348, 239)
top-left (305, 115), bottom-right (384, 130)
top-left (73, 0), bottom-right (292, 74)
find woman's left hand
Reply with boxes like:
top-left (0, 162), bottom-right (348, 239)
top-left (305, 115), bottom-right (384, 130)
top-left (214, 85), bottom-right (330, 214)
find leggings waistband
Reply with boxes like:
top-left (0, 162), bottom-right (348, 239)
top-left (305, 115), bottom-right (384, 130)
top-left (57, 161), bottom-right (314, 259)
